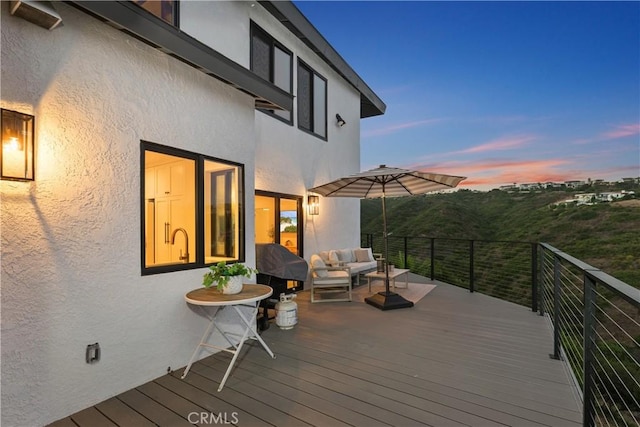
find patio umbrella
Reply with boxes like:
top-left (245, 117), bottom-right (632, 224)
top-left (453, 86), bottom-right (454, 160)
top-left (309, 165), bottom-right (466, 310)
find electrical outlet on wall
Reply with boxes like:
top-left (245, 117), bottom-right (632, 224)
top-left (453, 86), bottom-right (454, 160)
top-left (86, 343), bottom-right (100, 364)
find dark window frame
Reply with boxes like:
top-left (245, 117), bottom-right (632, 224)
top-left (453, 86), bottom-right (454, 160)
top-left (297, 58), bottom-right (327, 140)
top-left (140, 141), bottom-right (246, 276)
top-left (250, 21), bottom-right (293, 124)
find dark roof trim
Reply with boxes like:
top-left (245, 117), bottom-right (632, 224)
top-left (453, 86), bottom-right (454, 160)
top-left (259, 1), bottom-right (386, 118)
top-left (68, 1), bottom-right (293, 112)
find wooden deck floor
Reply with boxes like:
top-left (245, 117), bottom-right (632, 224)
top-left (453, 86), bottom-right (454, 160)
top-left (49, 277), bottom-right (582, 427)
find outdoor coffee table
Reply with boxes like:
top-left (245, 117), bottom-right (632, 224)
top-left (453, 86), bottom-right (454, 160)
top-left (365, 268), bottom-right (410, 292)
top-left (181, 284), bottom-right (275, 391)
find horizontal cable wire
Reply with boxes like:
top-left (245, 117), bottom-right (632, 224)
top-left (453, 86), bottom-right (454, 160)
top-left (592, 339), bottom-right (640, 425)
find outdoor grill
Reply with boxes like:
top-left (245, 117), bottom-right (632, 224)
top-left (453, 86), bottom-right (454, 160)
top-left (255, 243), bottom-right (308, 330)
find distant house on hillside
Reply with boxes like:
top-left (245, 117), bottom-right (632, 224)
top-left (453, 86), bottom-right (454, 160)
top-left (565, 180), bottom-right (587, 188)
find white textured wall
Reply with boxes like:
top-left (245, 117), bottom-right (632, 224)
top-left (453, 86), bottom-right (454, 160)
top-left (182, 1), bottom-right (365, 258)
top-left (1, 1), bottom-right (366, 425)
top-left (248, 4), bottom-right (364, 259)
top-left (1, 4), bottom-right (257, 426)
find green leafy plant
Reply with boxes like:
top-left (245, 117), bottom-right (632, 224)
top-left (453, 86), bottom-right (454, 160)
top-left (202, 262), bottom-right (258, 291)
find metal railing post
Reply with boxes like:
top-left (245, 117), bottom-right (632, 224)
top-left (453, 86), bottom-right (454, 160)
top-left (469, 240), bottom-right (475, 293)
top-left (583, 274), bottom-right (597, 427)
top-left (403, 237), bottom-right (408, 269)
top-left (430, 238), bottom-right (435, 280)
top-left (539, 244), bottom-right (545, 316)
top-left (551, 256), bottom-right (561, 360)
top-left (531, 242), bottom-right (538, 312)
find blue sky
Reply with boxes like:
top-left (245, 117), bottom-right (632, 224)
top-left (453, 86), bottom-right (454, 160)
top-left (294, 1), bottom-right (640, 190)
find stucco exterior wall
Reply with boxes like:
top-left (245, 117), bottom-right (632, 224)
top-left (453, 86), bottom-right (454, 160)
top-left (181, 1), bottom-right (364, 256)
top-left (250, 3), bottom-right (364, 256)
top-left (180, 1), bottom-right (364, 257)
top-left (0, 4), bottom-right (258, 426)
top-left (1, 2), bottom-right (367, 425)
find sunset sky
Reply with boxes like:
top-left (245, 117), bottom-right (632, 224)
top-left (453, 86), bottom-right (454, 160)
top-left (294, 1), bottom-right (640, 190)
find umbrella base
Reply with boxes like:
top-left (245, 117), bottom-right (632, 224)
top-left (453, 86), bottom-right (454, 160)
top-left (365, 291), bottom-right (414, 311)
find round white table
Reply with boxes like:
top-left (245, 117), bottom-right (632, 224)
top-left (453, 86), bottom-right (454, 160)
top-left (181, 284), bottom-right (275, 391)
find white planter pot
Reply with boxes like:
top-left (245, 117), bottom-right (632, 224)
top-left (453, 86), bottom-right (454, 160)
top-left (222, 276), bottom-right (243, 295)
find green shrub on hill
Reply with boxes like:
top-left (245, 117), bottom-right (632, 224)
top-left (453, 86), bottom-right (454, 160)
top-left (361, 187), bottom-right (640, 289)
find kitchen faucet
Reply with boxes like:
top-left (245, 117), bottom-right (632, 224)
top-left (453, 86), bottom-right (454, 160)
top-left (170, 228), bottom-right (189, 263)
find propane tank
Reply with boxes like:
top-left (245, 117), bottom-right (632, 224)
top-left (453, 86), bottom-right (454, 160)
top-left (275, 293), bottom-right (298, 330)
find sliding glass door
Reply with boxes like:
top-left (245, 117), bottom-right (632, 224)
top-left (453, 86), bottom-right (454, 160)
top-left (255, 191), bottom-right (303, 291)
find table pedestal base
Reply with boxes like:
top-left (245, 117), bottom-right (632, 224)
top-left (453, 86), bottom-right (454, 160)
top-left (365, 291), bottom-right (414, 311)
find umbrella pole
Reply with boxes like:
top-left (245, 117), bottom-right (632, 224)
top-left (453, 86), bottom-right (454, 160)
top-left (364, 186), bottom-right (414, 311)
top-left (382, 192), bottom-right (390, 294)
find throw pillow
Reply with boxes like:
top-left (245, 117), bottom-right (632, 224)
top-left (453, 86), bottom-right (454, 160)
top-left (354, 248), bottom-right (372, 263)
top-left (328, 250), bottom-right (340, 265)
top-left (310, 254), bottom-right (328, 278)
top-left (319, 251), bottom-right (330, 264)
top-left (338, 248), bottom-right (355, 263)
top-left (365, 247), bottom-right (374, 261)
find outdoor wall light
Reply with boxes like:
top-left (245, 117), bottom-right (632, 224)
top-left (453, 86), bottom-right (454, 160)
top-left (336, 114), bottom-right (346, 127)
top-left (308, 195), bottom-right (320, 215)
top-left (1, 108), bottom-right (35, 181)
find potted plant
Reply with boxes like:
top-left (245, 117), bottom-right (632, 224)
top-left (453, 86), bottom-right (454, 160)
top-left (202, 261), bottom-right (258, 294)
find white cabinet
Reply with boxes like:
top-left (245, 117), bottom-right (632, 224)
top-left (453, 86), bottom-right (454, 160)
top-left (155, 163), bottom-right (187, 197)
top-left (154, 198), bottom-right (189, 264)
top-left (144, 159), bottom-right (195, 266)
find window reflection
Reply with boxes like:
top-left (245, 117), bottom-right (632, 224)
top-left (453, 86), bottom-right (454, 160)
top-left (133, 0), bottom-right (177, 26)
top-left (204, 160), bottom-right (241, 262)
top-left (144, 151), bottom-right (196, 267)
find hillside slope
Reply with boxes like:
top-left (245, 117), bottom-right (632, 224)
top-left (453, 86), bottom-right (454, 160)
top-left (361, 189), bottom-right (640, 287)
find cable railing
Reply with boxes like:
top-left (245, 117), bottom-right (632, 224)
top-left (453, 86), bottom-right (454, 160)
top-left (540, 243), bottom-right (639, 427)
top-left (361, 234), bottom-right (640, 426)
top-left (362, 234), bottom-right (537, 309)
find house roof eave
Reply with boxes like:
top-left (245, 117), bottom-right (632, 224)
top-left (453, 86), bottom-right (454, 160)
top-left (259, 1), bottom-right (386, 118)
top-left (68, 1), bottom-right (293, 113)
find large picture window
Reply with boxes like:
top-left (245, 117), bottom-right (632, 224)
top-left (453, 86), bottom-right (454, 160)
top-left (250, 22), bottom-right (293, 123)
top-left (297, 60), bottom-right (327, 139)
top-left (141, 142), bottom-right (245, 275)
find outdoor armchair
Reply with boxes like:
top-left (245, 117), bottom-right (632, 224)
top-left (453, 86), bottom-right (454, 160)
top-left (309, 254), bottom-right (352, 303)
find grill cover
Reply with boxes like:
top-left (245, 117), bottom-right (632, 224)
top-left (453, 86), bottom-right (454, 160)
top-left (256, 243), bottom-right (308, 281)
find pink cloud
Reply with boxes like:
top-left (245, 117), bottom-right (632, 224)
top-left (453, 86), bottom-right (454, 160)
top-left (405, 158), bottom-right (576, 188)
top-left (601, 123), bottom-right (640, 140)
top-left (573, 123), bottom-right (640, 144)
top-left (363, 118), bottom-right (444, 138)
top-left (456, 135), bottom-right (536, 154)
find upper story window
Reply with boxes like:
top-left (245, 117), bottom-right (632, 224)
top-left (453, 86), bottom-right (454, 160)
top-left (142, 141), bottom-right (245, 275)
top-left (297, 59), bottom-right (327, 139)
top-left (250, 22), bottom-right (293, 123)
top-left (133, 0), bottom-right (178, 26)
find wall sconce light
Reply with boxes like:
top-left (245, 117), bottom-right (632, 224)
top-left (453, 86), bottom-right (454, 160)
top-left (1, 108), bottom-right (35, 181)
top-left (336, 114), bottom-right (346, 127)
top-left (308, 195), bottom-right (319, 215)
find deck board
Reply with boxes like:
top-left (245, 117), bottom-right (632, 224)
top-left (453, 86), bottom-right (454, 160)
top-left (94, 397), bottom-right (156, 427)
top-left (47, 279), bottom-right (582, 427)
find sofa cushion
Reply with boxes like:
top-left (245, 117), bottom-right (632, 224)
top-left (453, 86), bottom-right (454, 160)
top-left (313, 270), bottom-right (350, 285)
top-left (348, 261), bottom-right (377, 275)
top-left (310, 254), bottom-right (328, 278)
top-left (328, 250), bottom-right (340, 265)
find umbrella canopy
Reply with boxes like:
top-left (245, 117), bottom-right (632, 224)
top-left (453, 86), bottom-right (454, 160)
top-left (309, 165), bottom-right (465, 198)
top-left (309, 165), bottom-right (466, 310)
